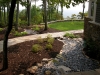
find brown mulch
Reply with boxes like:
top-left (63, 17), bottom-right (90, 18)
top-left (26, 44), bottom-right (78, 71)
top-left (0, 39), bottom-right (63, 75)
top-left (0, 28), bottom-right (63, 75)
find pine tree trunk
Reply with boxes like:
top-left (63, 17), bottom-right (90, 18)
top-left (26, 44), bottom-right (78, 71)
top-left (61, 3), bottom-right (63, 20)
top-left (4, 5), bottom-right (6, 25)
top-left (0, 6), bottom-right (1, 22)
top-left (82, 0), bottom-right (85, 19)
top-left (27, 0), bottom-right (31, 26)
top-left (0, 0), bottom-right (17, 71)
top-left (15, 1), bottom-right (19, 31)
top-left (43, 0), bottom-right (47, 30)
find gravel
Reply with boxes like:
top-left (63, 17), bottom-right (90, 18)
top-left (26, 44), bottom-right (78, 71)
top-left (37, 38), bottom-right (100, 75)
top-left (61, 38), bottom-right (99, 71)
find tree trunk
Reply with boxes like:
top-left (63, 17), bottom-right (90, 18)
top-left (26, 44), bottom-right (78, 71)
top-left (61, 3), bottom-right (63, 20)
top-left (7, 3), bottom-right (10, 24)
top-left (27, 0), bottom-right (31, 26)
top-left (82, 0), bottom-right (85, 19)
top-left (48, 0), bottom-right (50, 21)
top-left (43, 0), bottom-right (47, 30)
top-left (4, 5), bottom-right (6, 25)
top-left (15, 1), bottom-right (19, 31)
top-left (0, 6), bottom-right (1, 22)
top-left (0, 0), bottom-right (17, 71)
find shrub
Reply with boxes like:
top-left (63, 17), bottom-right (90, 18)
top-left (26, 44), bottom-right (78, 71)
top-left (32, 44), bottom-right (42, 53)
top-left (44, 34), bottom-right (54, 44)
top-left (14, 31), bottom-right (27, 36)
top-left (45, 43), bottom-right (53, 50)
top-left (32, 26), bottom-right (40, 31)
top-left (11, 28), bottom-right (16, 33)
top-left (0, 28), bottom-right (3, 32)
top-left (37, 36), bottom-right (43, 43)
top-left (19, 20), bottom-right (27, 27)
top-left (47, 38), bottom-right (54, 44)
top-left (63, 33), bottom-right (78, 38)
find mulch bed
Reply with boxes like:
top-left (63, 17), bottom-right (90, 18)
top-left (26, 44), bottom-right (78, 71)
top-left (0, 27), bottom-right (84, 75)
top-left (0, 39), bottom-right (63, 75)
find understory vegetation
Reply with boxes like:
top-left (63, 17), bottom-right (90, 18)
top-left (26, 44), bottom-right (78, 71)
top-left (32, 35), bottom-right (54, 53)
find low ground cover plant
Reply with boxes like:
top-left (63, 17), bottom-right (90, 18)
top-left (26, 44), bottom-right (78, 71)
top-left (32, 34), bottom-right (54, 53)
top-left (37, 36), bottom-right (44, 43)
top-left (14, 31), bottom-right (27, 36)
top-left (63, 33), bottom-right (79, 38)
top-left (46, 43), bottom-right (53, 50)
top-left (0, 28), bottom-right (3, 31)
top-left (32, 44), bottom-right (42, 53)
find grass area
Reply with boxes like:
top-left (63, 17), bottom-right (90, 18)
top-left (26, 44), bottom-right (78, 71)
top-left (48, 21), bottom-right (84, 31)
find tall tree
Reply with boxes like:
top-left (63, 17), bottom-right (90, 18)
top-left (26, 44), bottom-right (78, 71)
top-left (0, 0), bottom-right (17, 71)
top-left (27, 0), bottom-right (31, 26)
top-left (43, 0), bottom-right (47, 30)
top-left (15, 1), bottom-right (19, 31)
top-left (82, 0), bottom-right (85, 19)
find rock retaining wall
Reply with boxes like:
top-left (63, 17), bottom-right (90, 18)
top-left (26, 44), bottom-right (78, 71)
top-left (84, 17), bottom-right (100, 61)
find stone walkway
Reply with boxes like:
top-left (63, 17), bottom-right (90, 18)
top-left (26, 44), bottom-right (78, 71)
top-left (0, 29), bottom-right (83, 52)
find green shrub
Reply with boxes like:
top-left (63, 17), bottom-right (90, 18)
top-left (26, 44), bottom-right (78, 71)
top-left (0, 28), bottom-right (3, 31)
top-left (32, 44), bottom-right (42, 53)
top-left (63, 33), bottom-right (78, 38)
top-left (45, 43), bottom-right (53, 50)
top-left (44, 34), bottom-right (54, 44)
top-left (32, 26), bottom-right (40, 31)
top-left (37, 36), bottom-right (44, 43)
top-left (0, 22), bottom-right (6, 27)
top-left (11, 28), bottom-right (16, 33)
top-left (46, 34), bottom-right (52, 39)
top-left (19, 20), bottom-right (27, 26)
top-left (14, 31), bottom-right (27, 36)
top-left (47, 38), bottom-right (54, 44)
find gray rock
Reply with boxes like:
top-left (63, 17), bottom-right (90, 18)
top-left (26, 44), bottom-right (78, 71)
top-left (57, 65), bottom-right (71, 72)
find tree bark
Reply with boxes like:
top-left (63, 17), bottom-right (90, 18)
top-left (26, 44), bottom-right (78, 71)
top-left (61, 3), bottom-right (63, 20)
top-left (0, 0), bottom-right (17, 71)
top-left (0, 6), bottom-right (1, 22)
top-left (43, 0), bottom-right (47, 30)
top-left (27, 0), bottom-right (31, 26)
top-left (15, 1), bottom-right (19, 31)
top-left (82, 0), bottom-right (85, 19)
top-left (4, 5), bottom-right (6, 25)
top-left (7, 3), bottom-right (10, 24)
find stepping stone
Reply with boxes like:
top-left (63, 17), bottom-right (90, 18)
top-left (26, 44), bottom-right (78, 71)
top-left (95, 69), bottom-right (100, 74)
top-left (57, 65), bottom-right (71, 72)
top-left (81, 70), bottom-right (100, 75)
top-left (66, 72), bottom-right (81, 75)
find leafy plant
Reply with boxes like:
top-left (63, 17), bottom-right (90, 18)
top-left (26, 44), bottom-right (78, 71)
top-left (0, 28), bottom-right (3, 31)
top-left (47, 38), bottom-right (54, 44)
top-left (45, 43), bottom-right (53, 50)
top-left (37, 36), bottom-right (44, 43)
top-left (11, 28), bottom-right (16, 33)
top-left (46, 34), bottom-right (54, 44)
top-left (32, 26), bottom-right (40, 31)
top-left (32, 44), bottom-right (42, 53)
top-left (14, 31), bottom-right (27, 36)
top-left (63, 33), bottom-right (78, 38)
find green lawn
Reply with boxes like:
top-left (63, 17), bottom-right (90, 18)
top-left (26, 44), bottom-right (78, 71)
top-left (48, 21), bottom-right (84, 31)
